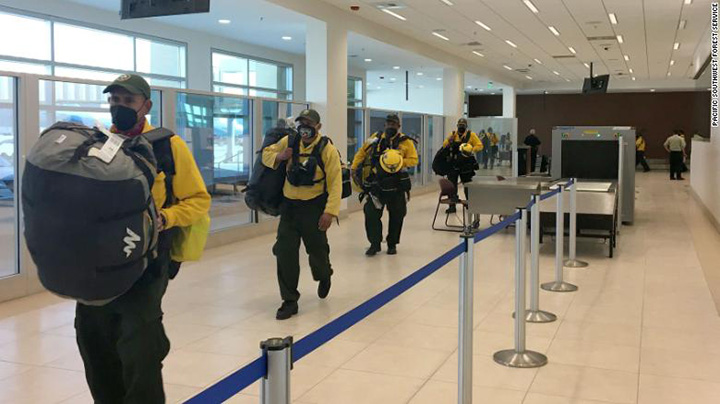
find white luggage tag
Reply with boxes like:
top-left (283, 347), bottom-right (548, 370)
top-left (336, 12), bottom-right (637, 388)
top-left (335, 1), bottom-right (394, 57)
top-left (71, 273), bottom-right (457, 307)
top-left (88, 126), bottom-right (126, 164)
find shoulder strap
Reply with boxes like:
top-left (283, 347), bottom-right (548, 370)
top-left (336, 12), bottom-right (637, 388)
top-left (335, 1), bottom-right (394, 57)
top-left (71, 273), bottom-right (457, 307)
top-left (144, 128), bottom-right (177, 208)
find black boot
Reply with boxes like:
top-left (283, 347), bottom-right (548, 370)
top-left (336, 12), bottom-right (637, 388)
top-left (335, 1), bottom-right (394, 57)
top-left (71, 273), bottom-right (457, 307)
top-left (365, 244), bottom-right (381, 256)
top-left (318, 278), bottom-right (331, 299)
top-left (276, 301), bottom-right (298, 320)
top-left (445, 204), bottom-right (457, 214)
top-left (387, 245), bottom-right (397, 255)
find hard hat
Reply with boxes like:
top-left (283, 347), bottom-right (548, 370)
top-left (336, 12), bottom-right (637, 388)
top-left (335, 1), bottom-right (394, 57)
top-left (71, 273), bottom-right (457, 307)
top-left (459, 143), bottom-right (474, 156)
top-left (379, 149), bottom-right (404, 174)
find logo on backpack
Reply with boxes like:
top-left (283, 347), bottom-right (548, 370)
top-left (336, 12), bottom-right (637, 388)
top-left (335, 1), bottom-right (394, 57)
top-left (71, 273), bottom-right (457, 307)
top-left (123, 228), bottom-right (141, 258)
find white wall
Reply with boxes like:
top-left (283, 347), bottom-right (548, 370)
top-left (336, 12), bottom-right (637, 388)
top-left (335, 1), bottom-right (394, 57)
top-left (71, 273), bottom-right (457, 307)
top-left (691, 126), bottom-right (720, 226)
top-left (367, 84), bottom-right (443, 115)
top-left (0, 0), bottom-right (306, 99)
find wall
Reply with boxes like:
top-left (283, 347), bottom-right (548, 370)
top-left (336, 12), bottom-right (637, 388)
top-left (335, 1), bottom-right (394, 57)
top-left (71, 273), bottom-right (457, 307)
top-left (367, 84), bottom-right (443, 115)
top-left (0, 0), bottom-right (307, 99)
top-left (516, 91), bottom-right (711, 158)
top-left (691, 120), bottom-right (720, 228)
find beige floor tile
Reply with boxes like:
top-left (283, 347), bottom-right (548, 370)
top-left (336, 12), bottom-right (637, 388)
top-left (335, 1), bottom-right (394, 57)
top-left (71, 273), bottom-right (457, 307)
top-left (0, 359), bottom-right (33, 381)
top-left (376, 321), bottom-right (459, 353)
top-left (638, 374), bottom-right (720, 404)
top-left (472, 331), bottom-right (553, 356)
top-left (0, 334), bottom-right (78, 366)
top-left (407, 380), bottom-right (525, 404)
top-left (335, 318), bottom-right (395, 343)
top-left (555, 320), bottom-right (641, 347)
top-left (45, 349), bottom-right (85, 372)
top-left (476, 313), bottom-right (561, 339)
top-left (294, 338), bottom-right (370, 369)
top-left (184, 328), bottom-right (289, 357)
top-left (167, 304), bottom-right (260, 328)
top-left (432, 353), bottom-right (539, 391)
top-left (641, 326), bottom-right (720, 355)
top-left (523, 392), bottom-right (627, 404)
top-left (341, 343), bottom-right (450, 379)
top-left (0, 367), bottom-right (87, 404)
top-left (298, 369), bottom-right (424, 404)
top-left (529, 363), bottom-right (638, 404)
top-left (164, 321), bottom-right (222, 350)
top-left (640, 346), bottom-right (720, 383)
top-left (563, 303), bottom-right (642, 327)
top-left (547, 339), bottom-right (640, 372)
top-left (162, 349), bottom-right (253, 387)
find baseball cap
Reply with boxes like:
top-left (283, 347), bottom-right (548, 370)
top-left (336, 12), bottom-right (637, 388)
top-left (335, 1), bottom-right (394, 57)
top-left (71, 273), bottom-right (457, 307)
top-left (386, 114), bottom-right (400, 124)
top-left (458, 118), bottom-right (468, 125)
top-left (295, 109), bottom-right (321, 125)
top-left (103, 74), bottom-right (152, 99)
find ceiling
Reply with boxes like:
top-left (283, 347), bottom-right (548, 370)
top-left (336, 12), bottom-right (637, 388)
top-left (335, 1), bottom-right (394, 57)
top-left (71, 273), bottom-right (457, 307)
top-left (318, 0), bottom-right (712, 89)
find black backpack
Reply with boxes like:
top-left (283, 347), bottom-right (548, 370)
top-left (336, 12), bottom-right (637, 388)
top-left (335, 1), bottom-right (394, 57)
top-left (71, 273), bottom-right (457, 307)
top-left (288, 136), bottom-right (351, 199)
top-left (243, 127), bottom-right (296, 216)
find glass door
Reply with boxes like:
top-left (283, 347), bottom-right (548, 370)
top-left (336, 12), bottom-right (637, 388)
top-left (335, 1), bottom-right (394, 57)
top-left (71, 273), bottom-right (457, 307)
top-left (0, 76), bottom-right (17, 280)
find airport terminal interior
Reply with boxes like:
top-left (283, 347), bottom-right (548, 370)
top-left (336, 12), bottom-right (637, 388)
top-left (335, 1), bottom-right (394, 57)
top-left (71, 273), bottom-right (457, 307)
top-left (0, 0), bottom-right (717, 403)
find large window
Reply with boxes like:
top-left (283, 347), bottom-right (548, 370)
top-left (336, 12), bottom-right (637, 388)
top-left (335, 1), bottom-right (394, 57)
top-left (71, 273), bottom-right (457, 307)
top-left (347, 109), bottom-right (364, 163)
top-left (348, 77), bottom-right (363, 107)
top-left (0, 76), bottom-right (17, 278)
top-left (176, 93), bottom-right (253, 231)
top-left (212, 51), bottom-right (293, 100)
top-left (0, 10), bottom-right (187, 88)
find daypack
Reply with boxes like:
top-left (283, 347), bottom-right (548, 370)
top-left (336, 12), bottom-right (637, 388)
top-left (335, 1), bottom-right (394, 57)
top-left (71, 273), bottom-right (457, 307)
top-left (243, 127), bottom-right (296, 216)
top-left (356, 132), bottom-right (416, 189)
top-left (23, 122), bottom-right (160, 306)
top-left (433, 132), bottom-right (477, 176)
top-left (288, 136), bottom-right (352, 199)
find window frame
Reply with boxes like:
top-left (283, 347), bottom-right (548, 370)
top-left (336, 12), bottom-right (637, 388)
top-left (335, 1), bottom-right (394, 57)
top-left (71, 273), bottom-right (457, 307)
top-left (0, 6), bottom-right (188, 87)
top-left (348, 76), bottom-right (364, 107)
top-left (211, 49), bottom-right (294, 100)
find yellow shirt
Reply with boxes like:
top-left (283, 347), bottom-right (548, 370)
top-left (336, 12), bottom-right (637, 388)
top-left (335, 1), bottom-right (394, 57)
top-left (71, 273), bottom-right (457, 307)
top-left (486, 132), bottom-right (499, 146)
top-left (140, 121), bottom-right (211, 229)
top-left (443, 131), bottom-right (483, 153)
top-left (636, 137), bottom-right (646, 152)
top-left (351, 132), bottom-right (419, 171)
top-left (262, 134), bottom-right (343, 217)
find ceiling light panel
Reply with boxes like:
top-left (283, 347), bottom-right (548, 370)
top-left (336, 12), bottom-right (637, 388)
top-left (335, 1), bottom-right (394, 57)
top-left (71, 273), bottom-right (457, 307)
top-left (505, 40), bottom-right (518, 48)
top-left (382, 9), bottom-right (407, 21)
top-left (433, 32), bottom-right (450, 41)
top-left (439, 0), bottom-right (454, 5)
top-left (548, 26), bottom-right (560, 36)
top-left (475, 21), bottom-right (492, 31)
top-left (523, 0), bottom-right (539, 13)
top-left (608, 13), bottom-right (618, 25)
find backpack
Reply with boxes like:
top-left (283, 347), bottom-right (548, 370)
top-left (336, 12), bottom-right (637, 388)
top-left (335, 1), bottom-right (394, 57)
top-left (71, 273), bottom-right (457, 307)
top-left (23, 122), bottom-right (160, 306)
top-left (433, 132), bottom-right (475, 176)
top-left (357, 132), bottom-right (415, 189)
top-left (288, 136), bottom-right (351, 199)
top-left (243, 127), bottom-right (295, 216)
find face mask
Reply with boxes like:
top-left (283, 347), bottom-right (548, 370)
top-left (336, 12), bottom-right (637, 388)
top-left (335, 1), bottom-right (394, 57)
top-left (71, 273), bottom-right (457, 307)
top-left (385, 127), bottom-right (398, 137)
top-left (298, 124), bottom-right (317, 139)
top-left (110, 105), bottom-right (139, 131)
top-left (458, 126), bottom-right (467, 133)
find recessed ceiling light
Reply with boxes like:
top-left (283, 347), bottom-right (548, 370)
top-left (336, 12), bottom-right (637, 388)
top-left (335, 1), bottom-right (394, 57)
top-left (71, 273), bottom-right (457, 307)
top-left (439, 0), bottom-right (454, 5)
top-left (632, 77), bottom-right (636, 81)
top-left (417, 72), bottom-right (424, 76)
top-left (608, 13), bottom-right (618, 25)
top-left (568, 47), bottom-right (577, 54)
top-left (436, 77), bottom-right (442, 81)
top-left (553, 71), bottom-right (560, 75)
top-left (390, 78), bottom-right (396, 81)
top-left (218, 19), bottom-right (231, 24)
top-left (548, 26), bottom-right (560, 36)
top-left (503, 65), bottom-right (513, 71)
top-left (466, 85), bottom-right (472, 89)
top-left (650, 89), bottom-right (656, 92)
top-left (679, 20), bottom-right (687, 29)
top-left (490, 92), bottom-right (496, 95)
top-left (670, 60), bottom-right (675, 66)
top-left (479, 89), bottom-right (485, 92)
top-left (393, 66), bottom-right (401, 70)
top-left (584, 63), bottom-right (590, 68)
top-left (525, 75), bottom-right (533, 80)
top-left (433, 32), bottom-right (450, 41)
top-left (684, 0), bottom-right (692, 4)
top-left (565, 78), bottom-right (571, 82)
top-left (674, 42), bottom-right (680, 50)
top-left (282, 36), bottom-right (292, 41)
top-left (534, 58), bottom-right (543, 64)
top-left (364, 58), bottom-right (372, 62)
top-left (523, 0), bottom-right (540, 14)
top-left (382, 8), bottom-right (407, 21)
top-left (617, 35), bottom-right (624, 44)
top-left (505, 40), bottom-right (518, 48)
top-left (667, 72), bottom-right (672, 76)
top-left (475, 21), bottom-right (492, 31)
top-left (629, 68), bottom-right (634, 73)
top-left (472, 51), bottom-right (485, 57)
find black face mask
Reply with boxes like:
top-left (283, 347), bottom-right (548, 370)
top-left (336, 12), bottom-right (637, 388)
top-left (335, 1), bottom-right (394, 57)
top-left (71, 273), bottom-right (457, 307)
top-left (110, 105), bottom-right (139, 131)
top-left (297, 124), bottom-right (317, 140)
top-left (458, 126), bottom-right (467, 133)
top-left (385, 127), bottom-right (398, 137)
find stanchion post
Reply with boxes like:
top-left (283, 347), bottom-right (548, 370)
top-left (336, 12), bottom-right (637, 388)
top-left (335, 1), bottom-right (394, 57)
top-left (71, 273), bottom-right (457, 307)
top-left (494, 208), bottom-right (548, 368)
top-left (525, 194), bottom-right (557, 323)
top-left (260, 337), bottom-right (292, 404)
top-left (458, 231), bottom-right (474, 404)
top-left (541, 184), bottom-right (578, 293)
top-left (564, 178), bottom-right (589, 268)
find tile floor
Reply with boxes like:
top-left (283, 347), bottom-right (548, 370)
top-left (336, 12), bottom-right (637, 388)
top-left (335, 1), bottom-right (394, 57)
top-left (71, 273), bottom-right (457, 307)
top-left (0, 172), bottom-right (719, 403)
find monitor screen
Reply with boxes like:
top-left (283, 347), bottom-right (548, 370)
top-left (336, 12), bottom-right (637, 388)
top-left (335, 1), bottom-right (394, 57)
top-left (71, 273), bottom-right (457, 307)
top-left (582, 74), bottom-right (610, 94)
top-left (121, 0), bottom-right (210, 19)
top-left (561, 140), bottom-right (619, 180)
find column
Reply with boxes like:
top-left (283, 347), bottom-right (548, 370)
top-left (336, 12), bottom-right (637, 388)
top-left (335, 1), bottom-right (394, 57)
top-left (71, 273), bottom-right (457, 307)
top-left (443, 67), bottom-right (464, 135)
top-left (503, 86), bottom-right (516, 118)
top-left (305, 19), bottom-right (348, 162)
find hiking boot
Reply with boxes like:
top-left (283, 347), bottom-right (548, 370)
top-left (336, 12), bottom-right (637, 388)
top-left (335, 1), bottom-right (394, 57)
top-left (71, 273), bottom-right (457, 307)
top-left (276, 301), bottom-right (298, 320)
top-left (387, 245), bottom-right (397, 255)
top-left (366, 245), bottom-right (381, 256)
top-left (445, 205), bottom-right (457, 214)
top-left (318, 278), bottom-right (331, 299)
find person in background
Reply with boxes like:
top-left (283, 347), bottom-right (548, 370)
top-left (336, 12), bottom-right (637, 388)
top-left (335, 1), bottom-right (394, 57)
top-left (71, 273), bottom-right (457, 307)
top-left (442, 118), bottom-right (483, 213)
top-left (479, 129), bottom-right (490, 169)
top-left (664, 130), bottom-right (686, 181)
top-left (524, 129), bottom-right (541, 172)
top-left (635, 132), bottom-right (651, 172)
top-left (76, 74), bottom-right (211, 403)
top-left (485, 127), bottom-right (499, 169)
top-left (262, 109), bottom-right (342, 320)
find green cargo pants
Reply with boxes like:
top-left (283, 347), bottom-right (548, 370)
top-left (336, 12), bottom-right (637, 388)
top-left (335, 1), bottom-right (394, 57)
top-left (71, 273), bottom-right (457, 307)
top-left (273, 196), bottom-right (333, 302)
top-left (75, 256), bottom-right (171, 404)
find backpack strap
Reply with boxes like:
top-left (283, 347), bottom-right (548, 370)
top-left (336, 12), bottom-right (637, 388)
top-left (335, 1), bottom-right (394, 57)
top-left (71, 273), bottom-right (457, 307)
top-left (143, 128), bottom-right (177, 208)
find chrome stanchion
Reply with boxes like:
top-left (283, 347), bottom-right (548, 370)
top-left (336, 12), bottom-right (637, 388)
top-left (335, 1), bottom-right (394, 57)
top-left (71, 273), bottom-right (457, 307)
top-left (458, 228), bottom-right (475, 404)
top-left (494, 208), bottom-right (548, 368)
top-left (541, 184), bottom-right (578, 293)
top-left (261, 337), bottom-right (293, 404)
top-left (525, 194), bottom-right (557, 323)
top-left (564, 178), bottom-right (589, 268)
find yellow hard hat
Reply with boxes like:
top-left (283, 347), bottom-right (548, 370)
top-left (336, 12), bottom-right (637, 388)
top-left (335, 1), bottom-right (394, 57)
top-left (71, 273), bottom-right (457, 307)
top-left (459, 143), bottom-right (474, 156)
top-left (379, 149), bottom-right (404, 173)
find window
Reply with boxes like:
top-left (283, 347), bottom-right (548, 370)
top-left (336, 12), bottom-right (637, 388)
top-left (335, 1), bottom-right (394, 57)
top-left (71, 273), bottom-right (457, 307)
top-left (348, 77), bottom-right (363, 107)
top-left (0, 10), bottom-right (187, 88)
top-left (212, 50), bottom-right (293, 100)
top-left (0, 76), bottom-right (17, 278)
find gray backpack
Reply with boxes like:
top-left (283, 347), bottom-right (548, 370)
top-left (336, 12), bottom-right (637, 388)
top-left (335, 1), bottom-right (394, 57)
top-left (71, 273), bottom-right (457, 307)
top-left (23, 122), bottom-right (160, 305)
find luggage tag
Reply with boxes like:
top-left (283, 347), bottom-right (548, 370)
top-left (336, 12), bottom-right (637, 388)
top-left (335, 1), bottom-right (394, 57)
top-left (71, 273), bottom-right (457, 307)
top-left (88, 127), bottom-right (126, 164)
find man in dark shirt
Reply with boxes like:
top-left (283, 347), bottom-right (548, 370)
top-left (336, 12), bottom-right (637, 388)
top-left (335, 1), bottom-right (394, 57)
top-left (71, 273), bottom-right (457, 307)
top-left (524, 129), bottom-right (541, 172)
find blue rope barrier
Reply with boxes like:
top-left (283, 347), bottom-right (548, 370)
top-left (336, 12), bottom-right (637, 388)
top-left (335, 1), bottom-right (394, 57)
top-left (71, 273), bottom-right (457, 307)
top-left (184, 356), bottom-right (266, 404)
top-left (473, 211), bottom-right (521, 243)
top-left (292, 242), bottom-right (465, 362)
top-left (540, 187), bottom-right (561, 201)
